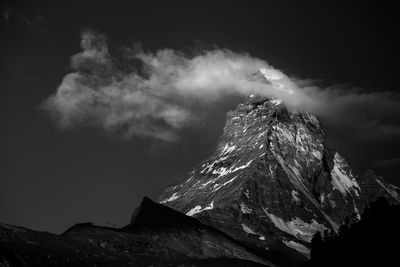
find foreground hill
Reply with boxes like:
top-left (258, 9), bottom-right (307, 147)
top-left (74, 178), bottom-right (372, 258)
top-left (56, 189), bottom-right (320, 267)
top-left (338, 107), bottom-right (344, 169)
top-left (0, 197), bottom-right (271, 266)
top-left (307, 197), bottom-right (400, 267)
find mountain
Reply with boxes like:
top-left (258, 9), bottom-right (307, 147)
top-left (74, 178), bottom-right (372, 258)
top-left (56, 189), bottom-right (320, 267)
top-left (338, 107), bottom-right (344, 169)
top-left (1, 69), bottom-right (399, 266)
top-left (158, 69), bottom-right (400, 266)
top-left (0, 197), bottom-right (271, 266)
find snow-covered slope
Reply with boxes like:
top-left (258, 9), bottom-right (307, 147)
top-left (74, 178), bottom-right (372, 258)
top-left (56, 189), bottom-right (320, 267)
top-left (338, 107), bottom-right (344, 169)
top-left (159, 70), bottom-right (400, 265)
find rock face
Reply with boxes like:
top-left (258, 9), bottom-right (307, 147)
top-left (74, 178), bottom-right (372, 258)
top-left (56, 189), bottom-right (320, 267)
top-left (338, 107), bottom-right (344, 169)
top-left (158, 71), bottom-right (400, 266)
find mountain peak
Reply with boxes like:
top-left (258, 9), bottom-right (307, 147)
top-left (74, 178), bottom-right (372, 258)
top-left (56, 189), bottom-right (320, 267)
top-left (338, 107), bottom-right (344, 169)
top-left (259, 68), bottom-right (284, 81)
top-left (250, 68), bottom-right (284, 84)
top-left (128, 196), bottom-right (203, 229)
top-left (158, 96), bottom-right (400, 265)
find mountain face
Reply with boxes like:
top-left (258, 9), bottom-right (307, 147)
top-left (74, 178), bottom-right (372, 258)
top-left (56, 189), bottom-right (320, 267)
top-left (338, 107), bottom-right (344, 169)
top-left (158, 70), bottom-right (400, 265)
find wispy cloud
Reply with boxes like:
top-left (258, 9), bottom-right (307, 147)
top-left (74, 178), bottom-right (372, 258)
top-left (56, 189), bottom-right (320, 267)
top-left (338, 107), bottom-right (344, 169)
top-left (42, 31), bottom-right (400, 143)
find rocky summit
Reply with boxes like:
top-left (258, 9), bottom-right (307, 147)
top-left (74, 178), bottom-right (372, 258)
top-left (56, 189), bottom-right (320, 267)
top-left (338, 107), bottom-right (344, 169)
top-left (159, 71), bottom-right (400, 266)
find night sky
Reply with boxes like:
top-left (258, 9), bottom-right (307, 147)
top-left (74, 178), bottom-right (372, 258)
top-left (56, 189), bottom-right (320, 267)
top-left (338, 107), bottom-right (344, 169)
top-left (1, 1), bottom-right (399, 234)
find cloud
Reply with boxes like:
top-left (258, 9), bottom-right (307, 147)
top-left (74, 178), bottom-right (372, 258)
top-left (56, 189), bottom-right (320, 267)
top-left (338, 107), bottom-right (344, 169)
top-left (43, 31), bottom-right (400, 143)
top-left (299, 84), bottom-right (400, 142)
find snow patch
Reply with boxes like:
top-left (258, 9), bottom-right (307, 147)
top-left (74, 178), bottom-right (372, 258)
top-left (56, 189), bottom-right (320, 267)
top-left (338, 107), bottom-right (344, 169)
top-left (258, 132), bottom-right (266, 138)
top-left (259, 68), bottom-right (284, 81)
top-left (212, 176), bottom-right (238, 192)
top-left (207, 159), bottom-right (253, 181)
top-left (160, 192), bottom-right (180, 203)
top-left (291, 190), bottom-right (300, 203)
top-left (312, 150), bottom-right (322, 160)
top-left (240, 203), bottom-right (253, 214)
top-left (353, 200), bottom-right (361, 220)
top-left (282, 240), bottom-right (310, 258)
top-left (186, 175), bottom-right (194, 182)
top-left (262, 208), bottom-right (327, 243)
top-left (275, 125), bottom-right (295, 142)
top-left (331, 153), bottom-right (361, 197)
top-left (186, 205), bottom-right (202, 216)
top-left (375, 178), bottom-right (400, 201)
top-left (320, 193), bottom-right (326, 204)
top-left (231, 159), bottom-right (254, 173)
top-left (242, 224), bottom-right (257, 235)
top-left (186, 201), bottom-right (214, 216)
top-left (244, 189), bottom-right (250, 199)
top-left (220, 143), bottom-right (236, 155)
top-left (200, 179), bottom-right (216, 188)
top-left (270, 99), bottom-right (282, 105)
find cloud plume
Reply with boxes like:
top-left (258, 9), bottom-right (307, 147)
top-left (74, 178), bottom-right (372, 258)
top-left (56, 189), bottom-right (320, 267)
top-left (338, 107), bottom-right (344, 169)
top-left (43, 31), bottom-right (400, 143)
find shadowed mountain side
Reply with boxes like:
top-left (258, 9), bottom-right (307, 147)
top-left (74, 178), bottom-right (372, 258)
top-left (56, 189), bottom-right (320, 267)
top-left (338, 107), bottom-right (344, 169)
top-left (306, 197), bottom-right (400, 267)
top-left (0, 197), bottom-right (272, 267)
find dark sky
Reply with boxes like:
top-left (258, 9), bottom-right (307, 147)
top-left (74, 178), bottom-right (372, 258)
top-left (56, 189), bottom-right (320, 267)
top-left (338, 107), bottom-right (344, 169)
top-left (1, 0), bottom-right (399, 234)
